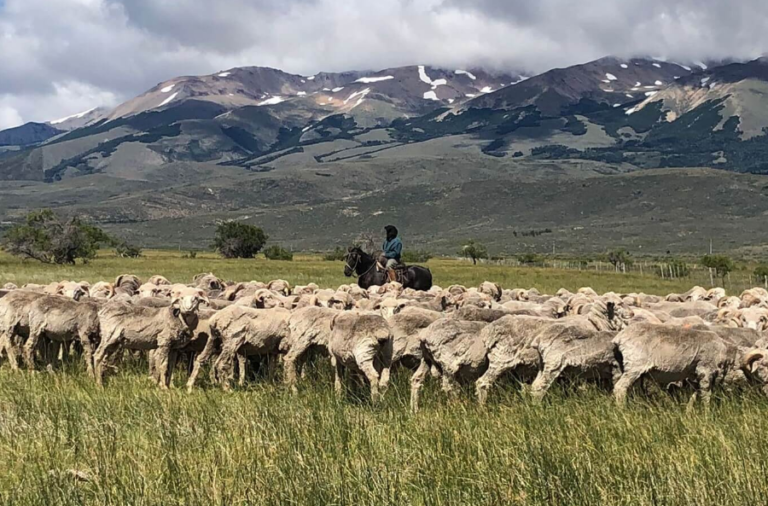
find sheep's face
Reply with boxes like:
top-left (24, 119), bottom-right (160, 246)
top-left (139, 283), bottom-right (161, 298)
top-left (59, 282), bottom-right (89, 301)
top-left (740, 308), bottom-right (768, 331)
top-left (744, 350), bottom-right (768, 385)
top-left (379, 299), bottom-right (407, 319)
top-left (171, 288), bottom-right (209, 315)
top-left (90, 282), bottom-right (115, 299)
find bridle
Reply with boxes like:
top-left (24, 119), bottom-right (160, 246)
top-left (345, 250), bottom-right (376, 279)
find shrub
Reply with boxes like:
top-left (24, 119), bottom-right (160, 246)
top-left (182, 250), bottom-right (198, 259)
top-left (402, 250), bottom-right (433, 263)
top-left (701, 255), bottom-right (734, 283)
top-left (264, 245), bottom-right (293, 261)
top-left (1, 209), bottom-right (112, 264)
top-left (115, 241), bottom-right (142, 258)
top-left (460, 240), bottom-right (488, 265)
top-left (606, 249), bottom-right (633, 269)
top-left (517, 253), bottom-right (543, 265)
top-left (212, 222), bottom-right (268, 259)
top-left (323, 247), bottom-right (347, 261)
top-left (755, 264), bottom-right (768, 282)
top-left (659, 259), bottom-right (690, 278)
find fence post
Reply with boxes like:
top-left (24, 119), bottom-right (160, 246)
top-left (709, 268), bottom-right (714, 287)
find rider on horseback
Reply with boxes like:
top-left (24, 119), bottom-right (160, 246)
top-left (381, 225), bottom-right (403, 280)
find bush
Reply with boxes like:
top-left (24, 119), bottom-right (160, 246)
top-left (402, 250), bottom-right (433, 263)
top-left (755, 264), bottom-right (768, 282)
top-left (212, 222), bottom-right (268, 259)
top-left (460, 240), bottom-right (488, 265)
top-left (182, 250), bottom-right (198, 259)
top-left (115, 241), bottom-right (142, 258)
top-left (1, 209), bottom-right (112, 264)
top-left (517, 253), bottom-right (543, 265)
top-left (606, 249), bottom-right (633, 268)
top-left (323, 247), bottom-right (347, 261)
top-left (263, 245), bottom-right (293, 261)
top-left (701, 254), bottom-right (734, 283)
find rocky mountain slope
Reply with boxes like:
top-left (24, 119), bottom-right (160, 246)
top-left (2, 56), bottom-right (768, 254)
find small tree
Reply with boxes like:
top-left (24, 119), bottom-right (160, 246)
top-left (212, 222), bottom-right (268, 259)
top-left (1, 209), bottom-right (111, 264)
top-left (460, 240), bottom-right (488, 265)
top-left (701, 254), bottom-right (734, 284)
top-left (402, 250), bottom-right (433, 263)
top-left (264, 245), bottom-right (293, 261)
top-left (755, 264), bottom-right (768, 283)
top-left (115, 241), bottom-right (142, 258)
top-left (607, 249), bottom-right (633, 269)
top-left (517, 253), bottom-right (542, 265)
top-left (323, 247), bottom-right (347, 261)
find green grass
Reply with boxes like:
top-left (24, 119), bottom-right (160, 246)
top-left (1, 250), bottom-right (761, 505)
top-left (0, 249), bottom-right (696, 296)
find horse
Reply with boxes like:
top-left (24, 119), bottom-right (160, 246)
top-left (343, 246), bottom-right (433, 291)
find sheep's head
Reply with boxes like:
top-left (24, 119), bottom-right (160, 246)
top-left (267, 279), bottom-right (292, 296)
top-left (57, 282), bottom-right (90, 301)
top-left (139, 283), bottom-right (161, 298)
top-left (89, 282), bottom-right (115, 299)
top-left (544, 298), bottom-right (568, 319)
top-left (742, 349), bottom-right (768, 385)
top-left (718, 296), bottom-right (741, 309)
top-left (379, 298), bottom-right (409, 319)
top-left (739, 307), bottom-right (768, 331)
top-left (704, 287), bottom-right (726, 302)
top-left (328, 292), bottom-right (354, 311)
top-left (171, 287), bottom-right (210, 315)
top-left (716, 308), bottom-right (742, 328)
top-left (252, 289), bottom-right (283, 309)
top-left (478, 282), bottom-right (502, 302)
top-left (148, 275), bottom-right (171, 286)
top-left (115, 275), bottom-right (141, 293)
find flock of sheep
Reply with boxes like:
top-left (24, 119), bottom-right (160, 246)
top-left (1, 275), bottom-right (768, 411)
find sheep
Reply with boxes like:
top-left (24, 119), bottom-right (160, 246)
top-left (114, 275), bottom-right (141, 297)
top-left (612, 323), bottom-right (768, 407)
top-left (93, 289), bottom-right (208, 387)
top-left (2, 283), bottom-right (17, 291)
top-left (24, 295), bottom-right (101, 375)
top-left (89, 282), bottom-right (115, 299)
top-left (204, 306), bottom-right (291, 391)
top-left (283, 306), bottom-right (338, 391)
top-left (0, 290), bottom-right (44, 370)
top-left (328, 311), bottom-right (392, 402)
top-left (148, 275), bottom-right (171, 286)
top-left (267, 279), bottom-right (292, 296)
top-left (478, 282), bottom-right (502, 302)
top-left (388, 307), bottom-right (443, 371)
top-left (193, 273), bottom-right (224, 293)
top-left (411, 319), bottom-right (488, 412)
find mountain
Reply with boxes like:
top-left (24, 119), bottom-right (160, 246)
top-left (3, 56), bottom-right (768, 255)
top-left (0, 122), bottom-right (62, 147)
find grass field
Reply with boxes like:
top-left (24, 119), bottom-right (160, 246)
top-left (1, 250), bottom-right (765, 505)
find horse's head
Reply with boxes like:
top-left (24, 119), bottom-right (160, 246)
top-left (343, 246), bottom-right (363, 277)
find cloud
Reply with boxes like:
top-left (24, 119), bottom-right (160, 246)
top-left (0, 0), bottom-right (766, 128)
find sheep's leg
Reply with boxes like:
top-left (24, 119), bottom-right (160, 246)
top-left (48, 341), bottom-right (61, 372)
top-left (358, 359), bottom-right (381, 403)
top-left (378, 365), bottom-right (391, 394)
top-left (148, 349), bottom-right (158, 383)
top-left (613, 369), bottom-right (644, 407)
top-left (154, 346), bottom-right (172, 390)
top-left (283, 339), bottom-right (312, 391)
top-left (166, 351), bottom-right (179, 388)
top-left (530, 365), bottom-right (562, 401)
top-left (23, 329), bottom-right (41, 371)
top-left (331, 356), bottom-right (344, 397)
top-left (216, 345), bottom-right (238, 392)
top-left (691, 369), bottom-right (716, 412)
top-left (475, 359), bottom-right (515, 405)
top-left (410, 359), bottom-right (430, 413)
top-left (440, 371), bottom-right (460, 399)
top-left (187, 337), bottom-right (218, 392)
top-left (4, 329), bottom-right (22, 371)
top-left (93, 331), bottom-right (121, 387)
top-left (237, 353), bottom-right (248, 387)
top-left (79, 334), bottom-right (96, 378)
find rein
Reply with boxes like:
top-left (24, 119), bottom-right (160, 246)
top-left (346, 252), bottom-right (377, 279)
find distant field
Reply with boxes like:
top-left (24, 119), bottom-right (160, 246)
top-left (3, 249), bottom-right (767, 506)
top-left (0, 249), bottom-right (698, 295)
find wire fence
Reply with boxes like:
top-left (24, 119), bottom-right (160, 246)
top-left (473, 257), bottom-right (768, 293)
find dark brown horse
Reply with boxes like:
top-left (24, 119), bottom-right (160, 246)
top-left (343, 247), bottom-right (433, 291)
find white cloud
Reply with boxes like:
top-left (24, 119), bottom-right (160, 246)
top-left (0, 0), bottom-right (766, 129)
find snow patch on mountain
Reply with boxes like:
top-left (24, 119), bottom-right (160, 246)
top-left (480, 86), bottom-right (493, 93)
top-left (355, 76), bottom-right (394, 83)
top-left (423, 90), bottom-right (439, 101)
top-left (418, 66), bottom-right (434, 85)
top-left (344, 88), bottom-right (370, 105)
top-left (332, 87), bottom-right (344, 93)
top-left (258, 96), bottom-right (285, 106)
top-left (218, 72), bottom-right (231, 77)
top-left (605, 73), bottom-right (618, 81)
top-left (455, 70), bottom-right (477, 80)
top-left (620, 64), bottom-right (628, 69)
top-left (655, 80), bottom-right (663, 86)
top-left (161, 85), bottom-right (175, 93)
top-left (695, 61), bottom-right (708, 70)
top-left (652, 63), bottom-right (662, 68)
top-left (159, 92), bottom-right (178, 107)
top-left (50, 107), bottom-right (98, 125)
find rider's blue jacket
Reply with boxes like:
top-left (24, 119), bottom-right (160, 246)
top-left (382, 237), bottom-right (403, 261)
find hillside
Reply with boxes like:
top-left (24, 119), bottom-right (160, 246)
top-left (2, 56), bottom-right (768, 254)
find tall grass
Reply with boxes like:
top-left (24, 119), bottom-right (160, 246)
top-left (1, 363), bottom-right (768, 505)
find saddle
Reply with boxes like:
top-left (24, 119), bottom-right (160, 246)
top-left (376, 261), bottom-right (408, 283)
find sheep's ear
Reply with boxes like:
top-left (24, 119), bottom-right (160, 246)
top-left (607, 302), bottom-right (616, 321)
top-left (115, 275), bottom-right (125, 287)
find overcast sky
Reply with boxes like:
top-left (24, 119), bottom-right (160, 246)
top-left (0, 0), bottom-right (766, 129)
